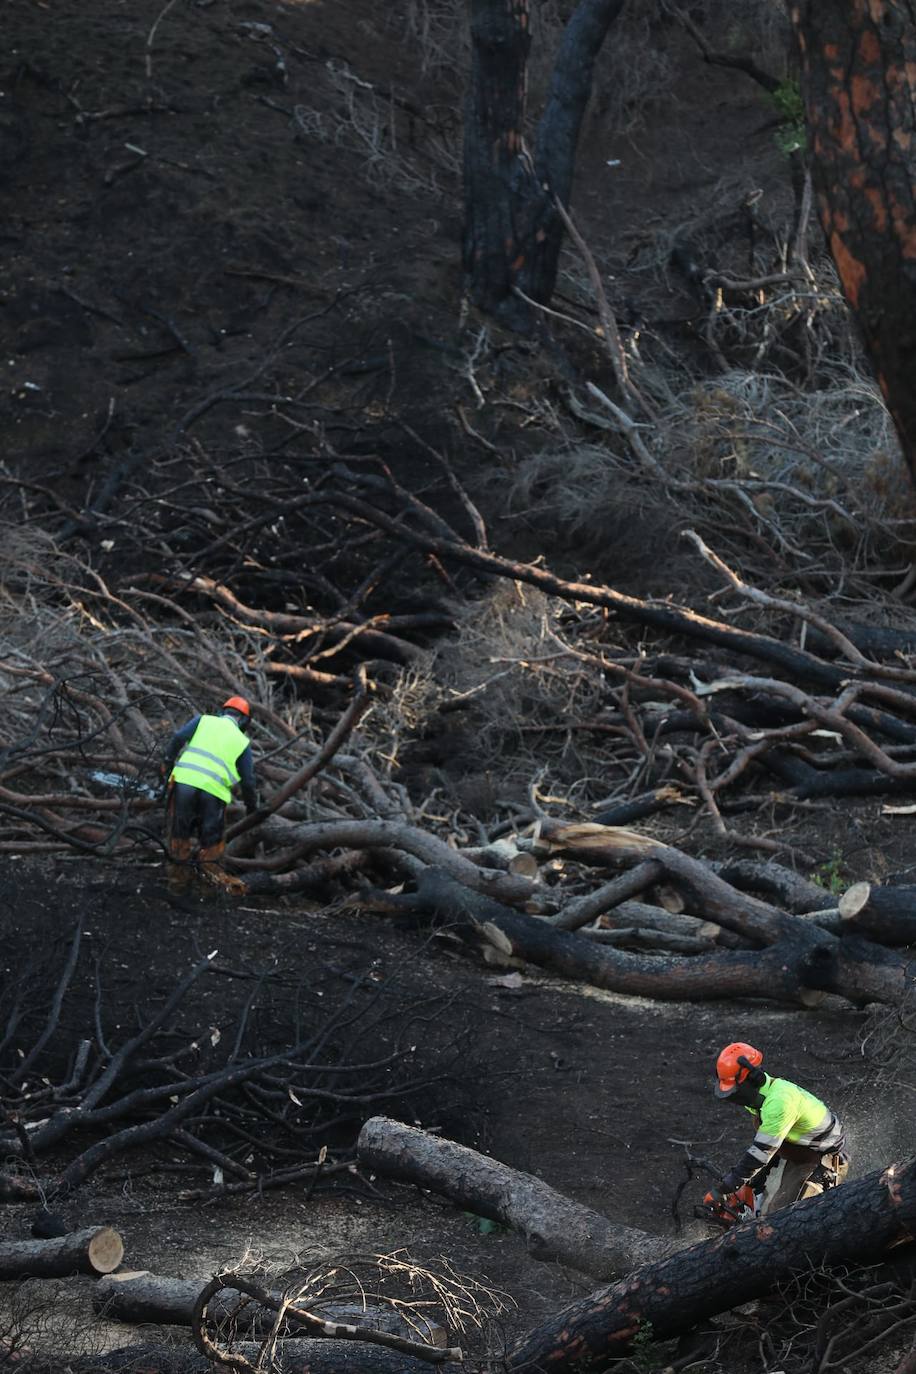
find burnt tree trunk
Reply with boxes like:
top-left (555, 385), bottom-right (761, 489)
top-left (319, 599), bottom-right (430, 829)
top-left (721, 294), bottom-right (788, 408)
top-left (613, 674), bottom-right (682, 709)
top-left (0, 1227), bottom-right (123, 1279)
top-left (840, 882), bottom-right (916, 945)
top-left (463, 0), bottom-right (624, 325)
top-left (790, 2), bottom-right (916, 481)
top-left (508, 1157), bottom-right (916, 1373)
top-left (92, 1273), bottom-right (443, 1344)
top-left (59, 1342), bottom-right (440, 1374)
top-left (358, 1115), bottom-right (669, 1279)
top-left (412, 866), bottom-right (824, 1004)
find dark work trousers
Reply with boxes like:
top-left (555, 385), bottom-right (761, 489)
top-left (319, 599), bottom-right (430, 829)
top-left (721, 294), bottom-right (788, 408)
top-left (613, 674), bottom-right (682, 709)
top-left (168, 782), bottom-right (227, 848)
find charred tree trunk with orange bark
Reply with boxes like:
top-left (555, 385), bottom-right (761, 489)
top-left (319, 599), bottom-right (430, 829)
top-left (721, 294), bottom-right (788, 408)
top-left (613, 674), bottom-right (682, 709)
top-left (463, 0), bottom-right (624, 327)
top-left (790, 2), bottom-right (916, 481)
top-left (508, 1159), bottom-right (916, 1373)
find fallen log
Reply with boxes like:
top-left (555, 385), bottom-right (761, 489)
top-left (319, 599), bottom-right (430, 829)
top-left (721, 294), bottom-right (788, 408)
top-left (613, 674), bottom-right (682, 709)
top-left (411, 867), bottom-right (825, 1004)
top-left (806, 619), bottom-right (916, 660)
top-left (708, 858), bottom-right (837, 913)
top-left (598, 900), bottom-right (741, 946)
top-left (507, 1157), bottom-right (916, 1374)
top-left (190, 1271), bottom-right (460, 1367)
top-left (528, 822), bottom-right (882, 954)
top-left (93, 1272), bottom-right (443, 1344)
top-left (585, 926), bottom-right (715, 955)
top-left (592, 786), bottom-right (684, 827)
top-left (0, 1226), bottom-right (123, 1279)
top-left (50, 1340), bottom-right (444, 1374)
top-left (802, 932), bottom-right (911, 1005)
top-left (548, 860), bottom-right (664, 930)
top-left (242, 850), bottom-right (372, 895)
top-left (229, 817), bottom-right (537, 906)
top-left (840, 883), bottom-right (916, 946)
top-left (358, 1116), bottom-right (669, 1279)
top-left (418, 847), bottom-right (911, 1004)
top-left (765, 751), bottom-right (916, 801)
top-left (525, 821), bottom-right (816, 946)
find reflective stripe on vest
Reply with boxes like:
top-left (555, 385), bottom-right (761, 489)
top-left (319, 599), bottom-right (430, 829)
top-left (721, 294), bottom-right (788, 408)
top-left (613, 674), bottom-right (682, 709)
top-left (746, 1075), bottom-right (844, 1160)
top-left (170, 715), bottom-right (248, 804)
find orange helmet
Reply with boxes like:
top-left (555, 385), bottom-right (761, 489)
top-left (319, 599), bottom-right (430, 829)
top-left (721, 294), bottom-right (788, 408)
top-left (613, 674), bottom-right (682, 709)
top-left (715, 1042), bottom-right (763, 1099)
top-left (221, 695), bottom-right (251, 717)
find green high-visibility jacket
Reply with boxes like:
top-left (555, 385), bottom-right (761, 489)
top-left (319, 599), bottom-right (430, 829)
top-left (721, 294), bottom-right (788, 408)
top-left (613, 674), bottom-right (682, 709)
top-left (737, 1073), bottom-right (844, 1180)
top-left (170, 714), bottom-right (249, 804)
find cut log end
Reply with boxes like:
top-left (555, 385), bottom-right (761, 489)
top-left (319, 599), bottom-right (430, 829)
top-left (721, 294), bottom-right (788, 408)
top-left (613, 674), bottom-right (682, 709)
top-left (839, 881), bottom-right (871, 920)
top-left (480, 921), bottom-right (514, 956)
top-left (87, 1227), bottom-right (125, 1275)
top-left (655, 884), bottom-right (685, 914)
top-left (509, 852), bottom-right (541, 879)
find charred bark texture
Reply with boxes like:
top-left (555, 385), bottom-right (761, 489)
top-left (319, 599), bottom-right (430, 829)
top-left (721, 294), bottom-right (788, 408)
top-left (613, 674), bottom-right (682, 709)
top-left (412, 867), bottom-right (820, 1004)
top-left (463, 0), bottom-right (535, 325)
top-left (508, 1157), bottom-right (916, 1372)
top-left (791, 1), bottom-right (916, 480)
top-left (708, 859), bottom-right (838, 914)
top-left (840, 882), bottom-right (916, 945)
top-left (92, 1273), bottom-right (442, 1343)
top-left (358, 1116), bottom-right (669, 1278)
top-left (0, 1227), bottom-right (123, 1279)
top-left (463, 0), bottom-right (623, 322)
top-left (57, 1342), bottom-right (438, 1374)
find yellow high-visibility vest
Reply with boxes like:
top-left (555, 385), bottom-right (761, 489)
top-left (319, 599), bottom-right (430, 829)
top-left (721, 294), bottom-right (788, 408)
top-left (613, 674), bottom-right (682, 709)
top-left (170, 715), bottom-right (248, 804)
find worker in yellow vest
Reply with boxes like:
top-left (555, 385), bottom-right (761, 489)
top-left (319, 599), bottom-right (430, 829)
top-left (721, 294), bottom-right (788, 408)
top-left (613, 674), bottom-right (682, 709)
top-left (164, 695), bottom-right (257, 893)
top-left (712, 1042), bottom-right (848, 1215)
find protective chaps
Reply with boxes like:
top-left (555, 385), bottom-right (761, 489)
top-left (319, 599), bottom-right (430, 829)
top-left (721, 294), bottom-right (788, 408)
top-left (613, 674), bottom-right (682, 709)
top-left (167, 836), bottom-right (194, 894)
top-left (198, 841), bottom-right (246, 895)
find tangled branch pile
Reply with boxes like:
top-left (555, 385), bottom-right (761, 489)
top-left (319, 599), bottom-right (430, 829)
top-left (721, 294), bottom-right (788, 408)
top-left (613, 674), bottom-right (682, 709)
top-left (2, 443), bottom-right (916, 1017)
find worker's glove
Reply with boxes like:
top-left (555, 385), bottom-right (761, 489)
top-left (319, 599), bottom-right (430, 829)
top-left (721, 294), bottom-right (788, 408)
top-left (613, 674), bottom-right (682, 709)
top-left (717, 1171), bottom-right (743, 1198)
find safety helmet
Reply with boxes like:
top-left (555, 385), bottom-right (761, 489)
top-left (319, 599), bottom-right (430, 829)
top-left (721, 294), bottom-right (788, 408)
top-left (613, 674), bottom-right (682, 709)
top-left (221, 696), bottom-right (251, 717)
top-left (715, 1042), bottom-right (763, 1099)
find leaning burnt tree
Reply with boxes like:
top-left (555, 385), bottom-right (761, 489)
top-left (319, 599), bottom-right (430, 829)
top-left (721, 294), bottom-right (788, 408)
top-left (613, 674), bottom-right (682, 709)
top-left (463, 0), bottom-right (624, 324)
top-left (790, 0), bottom-right (916, 482)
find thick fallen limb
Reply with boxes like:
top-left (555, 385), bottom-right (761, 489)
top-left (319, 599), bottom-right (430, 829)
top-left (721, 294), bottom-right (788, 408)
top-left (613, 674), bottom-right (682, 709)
top-left (803, 934), bottom-right (911, 1005)
top-left (418, 864), bottom-right (911, 1004)
top-left (526, 822), bottom-right (811, 947)
top-left (56, 1340), bottom-right (442, 1374)
top-left (93, 1272), bottom-right (443, 1344)
top-left (242, 850), bottom-right (372, 895)
top-left (585, 927), bottom-right (715, 954)
top-left (229, 817), bottom-right (536, 906)
top-left (595, 901), bottom-right (742, 947)
top-left (592, 786), bottom-right (684, 827)
top-left (406, 868), bottom-right (822, 1004)
top-left (0, 1226), bottom-right (123, 1279)
top-left (358, 1116), bottom-right (669, 1279)
top-left (708, 858), bottom-right (838, 914)
top-left (840, 883), bottom-right (916, 946)
top-left (548, 860), bottom-right (665, 930)
top-left (507, 1157), bottom-right (916, 1373)
top-left (330, 491), bottom-right (858, 691)
top-left (192, 1272), bottom-right (460, 1365)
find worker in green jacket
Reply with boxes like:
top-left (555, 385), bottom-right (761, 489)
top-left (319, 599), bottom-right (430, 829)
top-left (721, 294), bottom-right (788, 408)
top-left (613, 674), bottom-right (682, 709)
top-left (712, 1041), bottom-right (849, 1215)
top-left (164, 695), bottom-right (258, 894)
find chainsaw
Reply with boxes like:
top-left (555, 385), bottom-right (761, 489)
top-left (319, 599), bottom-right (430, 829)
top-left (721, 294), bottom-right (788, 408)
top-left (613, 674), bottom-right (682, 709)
top-left (694, 1182), bottom-right (759, 1229)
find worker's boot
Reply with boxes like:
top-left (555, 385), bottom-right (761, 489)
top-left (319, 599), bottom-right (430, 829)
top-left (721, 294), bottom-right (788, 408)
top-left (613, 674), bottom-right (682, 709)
top-left (167, 836), bottom-right (194, 894)
top-left (197, 841), bottom-right (247, 895)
